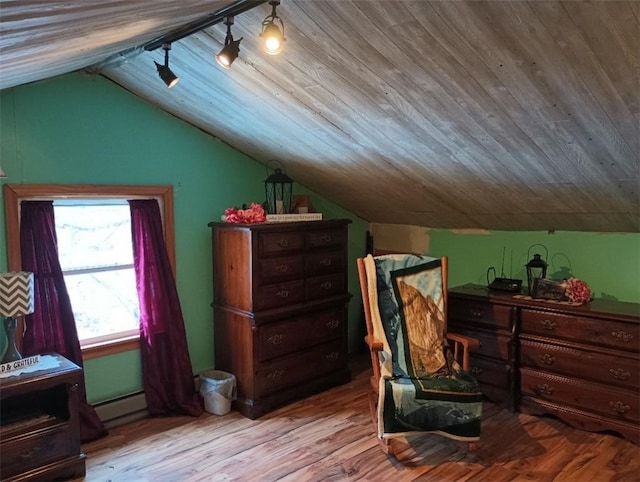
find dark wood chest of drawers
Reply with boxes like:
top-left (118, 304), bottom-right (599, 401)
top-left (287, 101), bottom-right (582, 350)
top-left (0, 354), bottom-right (85, 481)
top-left (449, 284), bottom-right (639, 444)
top-left (209, 220), bottom-right (351, 419)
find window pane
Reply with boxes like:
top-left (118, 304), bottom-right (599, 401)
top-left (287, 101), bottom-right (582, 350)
top-left (54, 202), bottom-right (139, 344)
top-left (64, 269), bottom-right (139, 340)
top-left (55, 204), bottom-right (134, 270)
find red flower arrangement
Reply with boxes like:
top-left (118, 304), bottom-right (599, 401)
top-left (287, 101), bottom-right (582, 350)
top-left (224, 203), bottom-right (266, 224)
top-left (565, 277), bottom-right (591, 304)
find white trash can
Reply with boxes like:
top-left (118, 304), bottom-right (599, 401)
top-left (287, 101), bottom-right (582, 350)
top-left (199, 370), bottom-right (237, 415)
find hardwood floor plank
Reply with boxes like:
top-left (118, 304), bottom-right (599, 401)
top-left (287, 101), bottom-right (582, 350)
top-left (76, 354), bottom-right (639, 481)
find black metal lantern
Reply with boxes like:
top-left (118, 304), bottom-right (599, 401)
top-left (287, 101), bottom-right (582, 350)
top-left (264, 160), bottom-right (293, 215)
top-left (525, 245), bottom-right (548, 296)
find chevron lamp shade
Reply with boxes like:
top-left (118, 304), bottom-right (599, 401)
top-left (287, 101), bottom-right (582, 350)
top-left (0, 272), bottom-right (35, 317)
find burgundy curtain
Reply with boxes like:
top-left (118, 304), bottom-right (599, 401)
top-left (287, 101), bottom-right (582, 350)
top-left (20, 201), bottom-right (107, 442)
top-left (129, 199), bottom-right (203, 417)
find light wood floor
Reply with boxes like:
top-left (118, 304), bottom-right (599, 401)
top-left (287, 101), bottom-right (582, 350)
top-left (76, 355), bottom-right (639, 482)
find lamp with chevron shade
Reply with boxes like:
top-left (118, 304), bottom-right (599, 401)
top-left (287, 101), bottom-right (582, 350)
top-left (0, 272), bottom-right (35, 364)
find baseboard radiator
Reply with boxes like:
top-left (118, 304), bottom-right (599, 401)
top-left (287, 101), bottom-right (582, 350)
top-left (93, 392), bottom-right (149, 429)
top-left (93, 376), bottom-right (202, 429)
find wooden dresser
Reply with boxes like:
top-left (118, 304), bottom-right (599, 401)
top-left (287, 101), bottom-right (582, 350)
top-left (209, 219), bottom-right (351, 419)
top-left (0, 353), bottom-right (85, 481)
top-left (448, 284), bottom-right (639, 444)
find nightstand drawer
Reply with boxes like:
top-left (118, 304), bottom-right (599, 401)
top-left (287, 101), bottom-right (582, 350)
top-left (449, 301), bottom-right (512, 330)
top-left (256, 340), bottom-right (346, 397)
top-left (521, 309), bottom-right (639, 352)
top-left (259, 231), bottom-right (304, 255)
top-left (521, 368), bottom-right (639, 423)
top-left (520, 339), bottom-right (639, 389)
top-left (258, 308), bottom-right (345, 361)
top-left (1, 423), bottom-right (71, 478)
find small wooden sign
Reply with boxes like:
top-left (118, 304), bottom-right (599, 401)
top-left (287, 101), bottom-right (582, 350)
top-left (0, 355), bottom-right (41, 375)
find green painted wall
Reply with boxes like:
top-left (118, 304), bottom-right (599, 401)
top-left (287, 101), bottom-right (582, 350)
top-left (428, 229), bottom-right (640, 304)
top-left (0, 73), bottom-right (368, 404)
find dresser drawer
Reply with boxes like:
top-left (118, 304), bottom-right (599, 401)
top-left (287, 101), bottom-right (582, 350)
top-left (1, 422), bottom-right (71, 477)
top-left (255, 280), bottom-right (305, 310)
top-left (256, 340), bottom-right (346, 397)
top-left (305, 250), bottom-right (344, 277)
top-left (521, 368), bottom-right (639, 423)
top-left (450, 327), bottom-right (511, 361)
top-left (258, 308), bottom-right (345, 361)
top-left (468, 355), bottom-right (510, 389)
top-left (257, 255), bottom-right (304, 283)
top-left (306, 229), bottom-right (346, 249)
top-left (520, 339), bottom-right (639, 390)
top-left (306, 274), bottom-right (345, 300)
top-left (449, 300), bottom-right (512, 330)
top-left (258, 231), bottom-right (304, 255)
top-left (521, 309), bottom-right (639, 352)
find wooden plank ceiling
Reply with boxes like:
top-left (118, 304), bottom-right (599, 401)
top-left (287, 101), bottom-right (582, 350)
top-left (1, 1), bottom-right (638, 232)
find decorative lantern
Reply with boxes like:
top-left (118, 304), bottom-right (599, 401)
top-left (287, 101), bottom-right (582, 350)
top-left (264, 160), bottom-right (293, 215)
top-left (525, 245), bottom-right (548, 297)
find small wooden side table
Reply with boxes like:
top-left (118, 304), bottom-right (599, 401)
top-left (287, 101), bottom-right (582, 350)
top-left (0, 353), bottom-right (86, 481)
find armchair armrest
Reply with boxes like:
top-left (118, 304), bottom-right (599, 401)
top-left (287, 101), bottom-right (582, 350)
top-left (365, 335), bottom-right (384, 352)
top-left (446, 332), bottom-right (480, 371)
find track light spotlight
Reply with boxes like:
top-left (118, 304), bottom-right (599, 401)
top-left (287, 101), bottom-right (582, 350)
top-left (216, 16), bottom-right (243, 69)
top-left (261, 0), bottom-right (285, 55)
top-left (154, 43), bottom-right (179, 88)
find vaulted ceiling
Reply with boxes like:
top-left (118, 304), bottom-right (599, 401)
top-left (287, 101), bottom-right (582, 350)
top-left (1, 1), bottom-right (638, 232)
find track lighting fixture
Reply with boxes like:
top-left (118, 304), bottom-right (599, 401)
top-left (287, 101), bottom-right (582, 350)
top-left (216, 16), bottom-right (243, 69)
top-left (260, 0), bottom-right (285, 55)
top-left (154, 43), bottom-right (179, 88)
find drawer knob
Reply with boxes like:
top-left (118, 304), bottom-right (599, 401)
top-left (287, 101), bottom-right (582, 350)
top-left (535, 383), bottom-right (555, 396)
top-left (539, 354), bottom-right (556, 365)
top-left (320, 258), bottom-right (332, 266)
top-left (609, 401), bottom-right (630, 414)
top-left (19, 447), bottom-right (39, 461)
top-left (540, 319), bottom-right (557, 330)
top-left (267, 369), bottom-right (285, 380)
top-left (277, 239), bottom-right (289, 247)
top-left (470, 367), bottom-right (483, 376)
top-left (609, 368), bottom-right (631, 381)
top-left (326, 319), bottom-right (340, 329)
top-left (267, 334), bottom-right (285, 345)
top-left (319, 235), bottom-right (333, 243)
top-left (276, 290), bottom-right (289, 298)
top-left (275, 264), bottom-right (289, 273)
top-left (611, 330), bottom-right (633, 342)
top-left (326, 351), bottom-right (339, 361)
top-left (320, 281), bottom-right (333, 290)
top-left (470, 309), bottom-right (483, 318)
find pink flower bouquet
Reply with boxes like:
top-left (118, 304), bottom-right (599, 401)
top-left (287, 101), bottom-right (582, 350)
top-left (224, 203), bottom-right (266, 224)
top-left (565, 277), bottom-right (591, 304)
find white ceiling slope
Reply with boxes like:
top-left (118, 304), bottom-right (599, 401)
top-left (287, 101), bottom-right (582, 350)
top-left (1, 1), bottom-right (638, 232)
